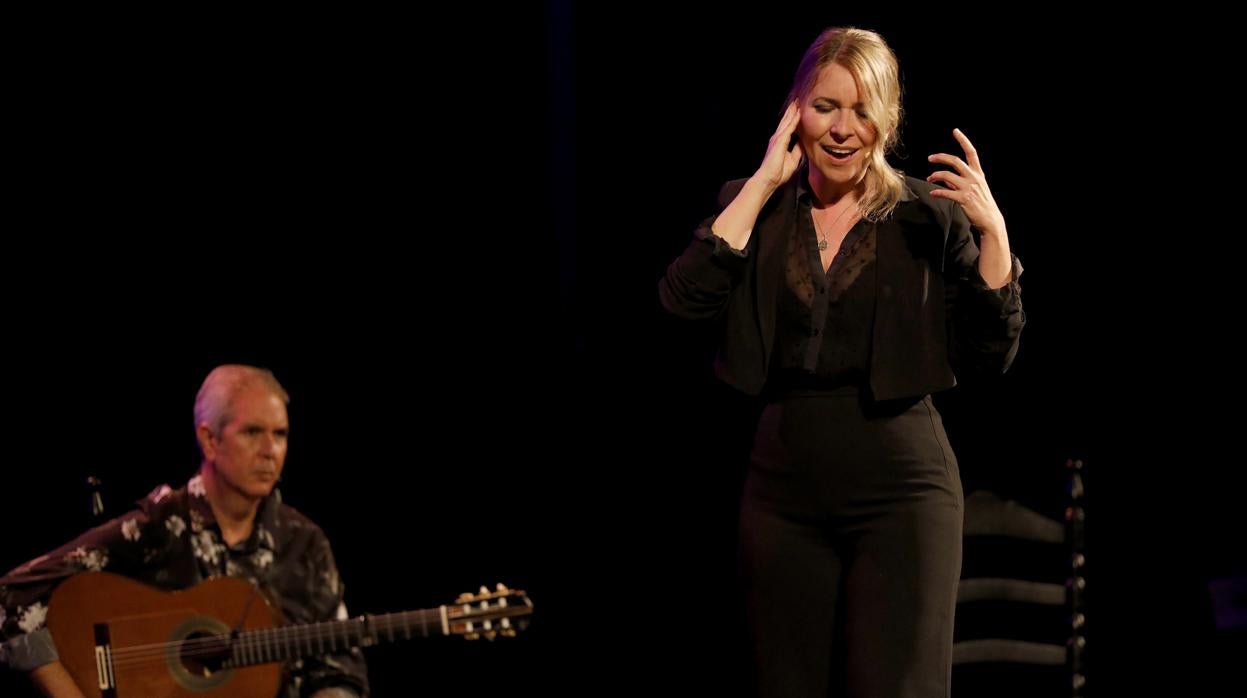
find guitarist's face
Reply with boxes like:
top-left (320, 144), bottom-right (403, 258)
top-left (207, 387), bottom-right (290, 499)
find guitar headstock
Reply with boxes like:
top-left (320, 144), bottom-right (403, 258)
top-left (448, 584), bottom-right (532, 641)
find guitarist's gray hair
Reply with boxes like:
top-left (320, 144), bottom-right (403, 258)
top-left (194, 364), bottom-right (290, 445)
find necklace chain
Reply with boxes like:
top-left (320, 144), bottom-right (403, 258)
top-left (814, 202), bottom-right (857, 252)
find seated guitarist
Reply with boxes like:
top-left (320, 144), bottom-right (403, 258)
top-left (0, 364), bottom-right (368, 697)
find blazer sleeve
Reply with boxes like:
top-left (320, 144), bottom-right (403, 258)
top-left (943, 202), bottom-right (1025, 376)
top-left (658, 179), bottom-right (752, 320)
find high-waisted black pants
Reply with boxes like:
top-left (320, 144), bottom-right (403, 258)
top-left (740, 388), bottom-right (964, 698)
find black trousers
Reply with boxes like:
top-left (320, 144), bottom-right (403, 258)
top-left (740, 389), bottom-right (963, 698)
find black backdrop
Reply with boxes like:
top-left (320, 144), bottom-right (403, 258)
top-left (4, 6), bottom-right (1244, 696)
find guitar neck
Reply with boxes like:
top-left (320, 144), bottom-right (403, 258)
top-left (225, 608), bottom-right (447, 668)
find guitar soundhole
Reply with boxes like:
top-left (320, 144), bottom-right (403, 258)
top-left (178, 631), bottom-right (231, 677)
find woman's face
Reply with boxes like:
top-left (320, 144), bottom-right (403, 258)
top-left (798, 62), bottom-right (878, 194)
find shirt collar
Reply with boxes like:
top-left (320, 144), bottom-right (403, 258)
top-left (185, 473), bottom-right (279, 552)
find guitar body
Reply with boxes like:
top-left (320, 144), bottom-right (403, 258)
top-left (48, 572), bottom-right (283, 698)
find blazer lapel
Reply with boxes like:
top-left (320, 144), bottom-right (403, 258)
top-left (870, 196), bottom-right (951, 400)
top-left (755, 182), bottom-right (796, 370)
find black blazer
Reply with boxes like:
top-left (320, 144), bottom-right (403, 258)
top-left (659, 175), bottom-right (1024, 401)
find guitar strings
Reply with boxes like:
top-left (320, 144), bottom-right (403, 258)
top-left (106, 613), bottom-right (442, 667)
top-left (104, 608), bottom-right (525, 669)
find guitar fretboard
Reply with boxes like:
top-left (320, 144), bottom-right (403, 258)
top-left (223, 608), bottom-right (446, 668)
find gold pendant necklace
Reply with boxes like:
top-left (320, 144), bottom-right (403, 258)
top-left (814, 201), bottom-right (856, 251)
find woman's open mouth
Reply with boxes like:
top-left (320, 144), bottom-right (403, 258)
top-left (821, 144), bottom-right (858, 164)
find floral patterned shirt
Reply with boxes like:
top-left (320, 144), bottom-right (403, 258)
top-left (0, 475), bottom-right (368, 697)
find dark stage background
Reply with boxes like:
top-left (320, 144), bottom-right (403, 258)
top-left (4, 6), bottom-right (1244, 696)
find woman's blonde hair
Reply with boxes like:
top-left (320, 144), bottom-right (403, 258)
top-left (786, 27), bottom-right (906, 221)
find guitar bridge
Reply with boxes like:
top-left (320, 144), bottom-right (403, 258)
top-left (94, 622), bottom-right (117, 696)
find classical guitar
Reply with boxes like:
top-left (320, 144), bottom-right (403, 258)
top-left (46, 571), bottom-right (532, 697)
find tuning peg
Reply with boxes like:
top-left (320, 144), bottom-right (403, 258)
top-left (501, 628), bottom-right (517, 638)
top-left (456, 592), bottom-right (475, 603)
top-left (496, 583), bottom-right (509, 592)
top-left (464, 632), bottom-right (480, 641)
